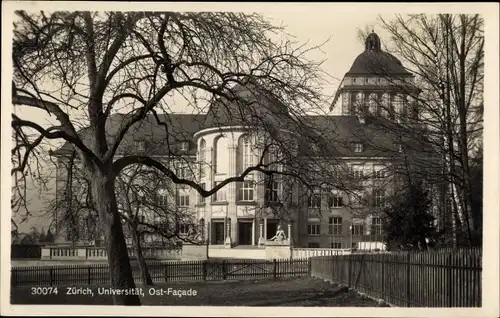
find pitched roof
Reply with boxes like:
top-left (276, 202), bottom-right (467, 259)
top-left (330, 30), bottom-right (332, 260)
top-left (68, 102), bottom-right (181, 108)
top-left (54, 111), bottom-right (434, 161)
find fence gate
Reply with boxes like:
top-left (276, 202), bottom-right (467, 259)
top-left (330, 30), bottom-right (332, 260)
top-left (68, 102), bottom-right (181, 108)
top-left (205, 260), bottom-right (274, 281)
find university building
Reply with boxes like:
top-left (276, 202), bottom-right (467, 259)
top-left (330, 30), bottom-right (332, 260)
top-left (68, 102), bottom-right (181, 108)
top-left (53, 32), bottom-right (433, 249)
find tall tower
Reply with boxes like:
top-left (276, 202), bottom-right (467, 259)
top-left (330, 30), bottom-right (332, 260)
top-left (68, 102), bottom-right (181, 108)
top-left (331, 32), bottom-right (420, 122)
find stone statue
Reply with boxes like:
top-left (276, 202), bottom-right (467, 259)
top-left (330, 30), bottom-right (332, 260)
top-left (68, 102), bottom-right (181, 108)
top-left (270, 225), bottom-right (286, 242)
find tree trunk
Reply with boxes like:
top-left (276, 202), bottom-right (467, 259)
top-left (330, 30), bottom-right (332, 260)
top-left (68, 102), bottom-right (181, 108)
top-left (130, 224), bottom-right (153, 286)
top-left (92, 172), bottom-right (141, 305)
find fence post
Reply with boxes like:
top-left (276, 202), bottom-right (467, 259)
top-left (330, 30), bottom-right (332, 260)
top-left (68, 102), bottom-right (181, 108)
top-left (447, 253), bottom-right (453, 307)
top-left (406, 252), bottom-right (411, 307)
top-left (222, 260), bottom-right (227, 280)
top-left (348, 255), bottom-right (352, 288)
top-left (381, 254), bottom-right (385, 296)
top-left (49, 268), bottom-right (54, 286)
top-left (88, 266), bottom-right (91, 285)
top-left (164, 263), bottom-right (168, 282)
top-left (203, 260), bottom-right (207, 281)
top-left (273, 259), bottom-right (277, 280)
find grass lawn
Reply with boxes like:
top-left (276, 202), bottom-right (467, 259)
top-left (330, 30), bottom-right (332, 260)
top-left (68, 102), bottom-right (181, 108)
top-left (11, 277), bottom-right (381, 306)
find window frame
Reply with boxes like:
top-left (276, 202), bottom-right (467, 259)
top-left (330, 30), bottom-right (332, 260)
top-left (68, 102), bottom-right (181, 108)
top-left (308, 189), bottom-right (322, 209)
top-left (239, 180), bottom-right (255, 202)
top-left (371, 217), bottom-right (383, 235)
top-left (328, 217), bottom-right (342, 235)
top-left (307, 224), bottom-right (321, 236)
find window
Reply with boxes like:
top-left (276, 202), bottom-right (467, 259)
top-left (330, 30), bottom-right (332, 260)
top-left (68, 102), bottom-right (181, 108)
top-left (373, 169), bottom-right (386, 179)
top-left (213, 181), bottom-right (227, 202)
top-left (176, 191), bottom-right (190, 207)
top-left (328, 217), bottom-right (342, 235)
top-left (135, 140), bottom-right (146, 152)
top-left (199, 183), bottom-right (206, 204)
top-left (371, 217), bottom-right (383, 235)
top-left (352, 78), bottom-right (356, 84)
top-left (177, 166), bottom-right (189, 179)
top-left (373, 189), bottom-right (385, 208)
top-left (330, 242), bottom-right (341, 249)
top-left (328, 192), bottom-right (343, 208)
top-left (353, 143), bottom-right (363, 153)
top-left (365, 78), bottom-right (369, 84)
top-left (214, 136), bottom-right (228, 174)
top-left (239, 181), bottom-right (254, 201)
top-left (352, 166), bottom-right (364, 179)
top-left (351, 191), bottom-right (364, 206)
top-left (180, 141), bottom-right (189, 151)
top-left (199, 139), bottom-right (206, 178)
top-left (266, 178), bottom-right (281, 203)
top-left (307, 224), bottom-right (320, 236)
top-left (308, 189), bottom-right (321, 208)
top-left (308, 242), bottom-right (320, 248)
top-left (241, 136), bottom-right (253, 170)
top-left (368, 93), bottom-right (378, 114)
top-left (157, 188), bottom-right (169, 207)
top-left (352, 224), bottom-right (365, 236)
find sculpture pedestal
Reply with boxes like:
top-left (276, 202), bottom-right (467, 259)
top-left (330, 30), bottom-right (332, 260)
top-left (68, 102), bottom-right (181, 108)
top-left (182, 243), bottom-right (209, 261)
top-left (265, 240), bottom-right (291, 260)
top-left (258, 236), bottom-right (266, 247)
top-left (224, 236), bottom-right (232, 248)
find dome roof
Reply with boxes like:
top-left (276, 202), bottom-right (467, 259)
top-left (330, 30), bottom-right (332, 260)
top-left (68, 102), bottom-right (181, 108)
top-left (203, 80), bottom-right (290, 130)
top-left (346, 32), bottom-right (412, 76)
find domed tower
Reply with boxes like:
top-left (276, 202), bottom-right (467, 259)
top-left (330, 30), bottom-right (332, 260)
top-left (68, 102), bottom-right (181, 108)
top-left (331, 31), bottom-right (420, 122)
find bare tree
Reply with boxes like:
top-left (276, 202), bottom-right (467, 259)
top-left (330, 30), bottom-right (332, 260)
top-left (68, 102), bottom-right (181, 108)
top-left (11, 11), bottom-right (331, 305)
top-left (376, 14), bottom-right (484, 246)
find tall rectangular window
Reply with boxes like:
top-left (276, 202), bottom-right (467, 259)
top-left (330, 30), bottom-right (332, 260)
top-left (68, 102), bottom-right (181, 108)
top-left (242, 137), bottom-right (253, 170)
top-left (199, 183), bottom-right (206, 204)
top-left (176, 191), bottom-right (190, 207)
top-left (328, 217), bottom-right (342, 235)
top-left (308, 189), bottom-right (321, 208)
top-left (266, 177), bottom-right (281, 203)
top-left (371, 217), bottom-right (383, 235)
top-left (157, 189), bottom-right (169, 207)
top-left (373, 189), bottom-right (385, 208)
top-left (352, 165), bottom-right (364, 179)
top-left (213, 181), bottom-right (227, 202)
top-left (352, 224), bottom-right (365, 236)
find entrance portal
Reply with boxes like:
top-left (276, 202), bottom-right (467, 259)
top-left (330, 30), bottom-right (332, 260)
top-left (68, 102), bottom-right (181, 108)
top-left (213, 222), bottom-right (225, 245)
top-left (238, 220), bottom-right (253, 245)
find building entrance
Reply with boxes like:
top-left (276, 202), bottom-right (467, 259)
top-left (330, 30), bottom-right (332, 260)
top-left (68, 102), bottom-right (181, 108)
top-left (238, 220), bottom-right (253, 245)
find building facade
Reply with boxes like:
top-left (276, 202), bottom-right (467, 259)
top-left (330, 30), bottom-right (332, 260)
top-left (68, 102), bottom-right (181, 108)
top-left (53, 32), bottom-right (432, 249)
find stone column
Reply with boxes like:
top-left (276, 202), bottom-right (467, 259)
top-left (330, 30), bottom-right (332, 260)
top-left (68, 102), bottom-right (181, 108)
top-left (264, 217), bottom-right (268, 240)
top-left (287, 223), bottom-right (292, 245)
top-left (252, 218), bottom-right (256, 246)
top-left (258, 219), bottom-right (266, 247)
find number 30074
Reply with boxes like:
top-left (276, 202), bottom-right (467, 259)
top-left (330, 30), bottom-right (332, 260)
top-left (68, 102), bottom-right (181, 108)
top-left (31, 287), bottom-right (58, 295)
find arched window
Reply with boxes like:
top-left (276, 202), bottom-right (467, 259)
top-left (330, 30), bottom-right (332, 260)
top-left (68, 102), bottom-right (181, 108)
top-left (213, 135), bottom-right (228, 175)
top-left (238, 135), bottom-right (253, 173)
top-left (199, 139), bottom-right (206, 178)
